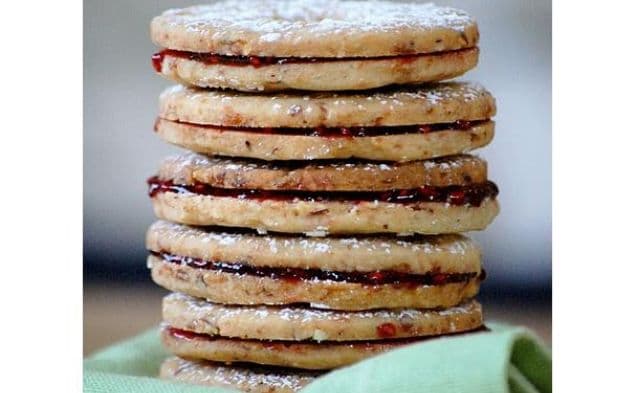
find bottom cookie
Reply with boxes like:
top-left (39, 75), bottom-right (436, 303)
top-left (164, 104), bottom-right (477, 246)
top-left (160, 324), bottom-right (486, 370)
top-left (160, 356), bottom-right (320, 393)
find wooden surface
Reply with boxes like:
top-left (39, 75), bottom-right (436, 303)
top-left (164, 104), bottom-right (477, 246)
top-left (84, 284), bottom-right (551, 356)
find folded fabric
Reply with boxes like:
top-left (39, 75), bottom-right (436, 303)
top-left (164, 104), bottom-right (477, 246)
top-left (84, 323), bottom-right (551, 393)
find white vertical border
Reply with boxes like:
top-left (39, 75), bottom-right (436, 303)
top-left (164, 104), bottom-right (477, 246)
top-left (554, 0), bottom-right (636, 391)
top-left (0, 0), bottom-right (82, 391)
top-left (0, 0), bottom-right (635, 391)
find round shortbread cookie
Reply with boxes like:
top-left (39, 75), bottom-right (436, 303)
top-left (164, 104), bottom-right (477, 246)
top-left (156, 153), bottom-right (488, 192)
top-left (164, 293), bottom-right (483, 342)
top-left (158, 82), bottom-right (496, 128)
top-left (155, 47), bottom-right (478, 92)
top-left (160, 325), bottom-right (485, 370)
top-left (149, 191), bottom-right (499, 235)
top-left (148, 255), bottom-right (481, 310)
top-left (154, 119), bottom-right (494, 162)
top-left (146, 220), bottom-right (481, 274)
top-left (151, 1), bottom-right (478, 57)
top-left (160, 357), bottom-right (320, 393)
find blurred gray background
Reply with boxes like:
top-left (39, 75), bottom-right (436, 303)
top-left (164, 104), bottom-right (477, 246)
top-left (84, 0), bottom-right (551, 292)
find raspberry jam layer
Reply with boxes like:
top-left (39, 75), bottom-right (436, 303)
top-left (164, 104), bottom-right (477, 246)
top-left (151, 251), bottom-right (485, 286)
top-left (147, 177), bottom-right (498, 207)
top-left (159, 119), bottom-right (483, 138)
top-left (166, 326), bottom-right (488, 344)
top-left (152, 48), bottom-right (467, 72)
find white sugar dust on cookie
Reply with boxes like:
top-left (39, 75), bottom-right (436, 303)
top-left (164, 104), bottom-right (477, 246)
top-left (158, 82), bottom-right (495, 128)
top-left (154, 153), bottom-right (489, 191)
top-left (163, 293), bottom-right (484, 342)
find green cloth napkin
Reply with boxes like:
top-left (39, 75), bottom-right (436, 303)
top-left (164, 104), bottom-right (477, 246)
top-left (84, 323), bottom-right (551, 393)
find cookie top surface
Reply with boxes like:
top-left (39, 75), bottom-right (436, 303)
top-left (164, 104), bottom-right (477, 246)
top-left (164, 293), bottom-right (483, 341)
top-left (156, 153), bottom-right (488, 191)
top-left (151, 1), bottom-right (478, 57)
top-left (159, 82), bottom-right (496, 128)
top-left (146, 220), bottom-right (481, 273)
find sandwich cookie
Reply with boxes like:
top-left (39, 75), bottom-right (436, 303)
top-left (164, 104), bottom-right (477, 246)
top-left (147, 154), bottom-right (499, 235)
top-left (160, 357), bottom-right (320, 393)
top-left (151, 1), bottom-right (479, 91)
top-left (155, 82), bottom-right (495, 162)
top-left (160, 299), bottom-right (484, 370)
top-left (147, 221), bottom-right (484, 310)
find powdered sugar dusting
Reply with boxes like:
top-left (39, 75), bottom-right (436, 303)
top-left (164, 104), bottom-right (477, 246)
top-left (147, 221), bottom-right (480, 273)
top-left (159, 81), bottom-right (494, 128)
top-left (159, 77), bottom-right (496, 130)
top-left (168, 292), bottom-right (480, 338)
top-left (157, 152), bottom-right (487, 191)
top-left (173, 292), bottom-right (477, 321)
top-left (166, 81), bottom-right (490, 109)
top-left (155, 1), bottom-right (476, 56)
top-left (170, 1), bottom-right (473, 34)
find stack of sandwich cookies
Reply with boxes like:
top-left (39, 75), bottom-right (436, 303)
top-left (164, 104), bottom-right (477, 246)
top-left (148, 2), bottom-right (498, 392)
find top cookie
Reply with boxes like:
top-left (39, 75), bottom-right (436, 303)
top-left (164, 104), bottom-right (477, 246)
top-left (151, 1), bottom-right (478, 57)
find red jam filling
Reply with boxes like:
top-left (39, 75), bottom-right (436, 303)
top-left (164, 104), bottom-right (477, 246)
top-left (152, 48), bottom-right (467, 72)
top-left (166, 326), bottom-right (488, 345)
top-left (147, 177), bottom-right (498, 207)
top-left (159, 119), bottom-right (482, 138)
top-left (376, 323), bottom-right (398, 338)
top-left (151, 251), bottom-right (485, 286)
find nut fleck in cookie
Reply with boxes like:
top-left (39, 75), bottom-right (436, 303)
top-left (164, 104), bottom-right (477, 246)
top-left (151, 1), bottom-right (479, 91)
top-left (163, 293), bottom-right (484, 342)
top-left (147, 221), bottom-right (484, 310)
top-left (160, 357), bottom-right (320, 393)
top-left (147, 154), bottom-right (499, 235)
